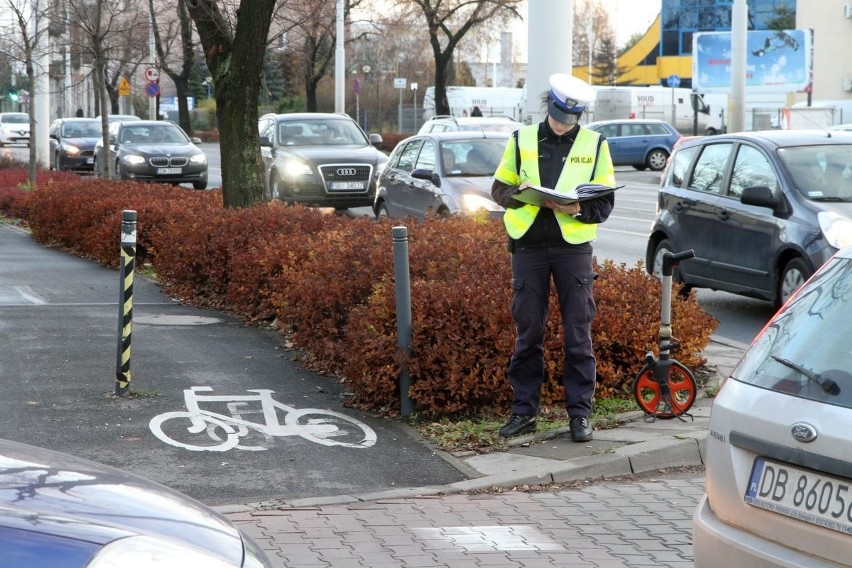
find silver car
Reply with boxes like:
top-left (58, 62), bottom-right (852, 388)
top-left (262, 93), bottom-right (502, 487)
top-left (375, 131), bottom-right (508, 219)
top-left (693, 246), bottom-right (852, 567)
top-left (0, 112), bottom-right (30, 146)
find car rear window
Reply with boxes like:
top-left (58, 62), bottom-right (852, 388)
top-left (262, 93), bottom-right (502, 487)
top-left (666, 145), bottom-right (699, 188)
top-left (732, 256), bottom-right (852, 409)
top-left (689, 143), bottom-right (733, 194)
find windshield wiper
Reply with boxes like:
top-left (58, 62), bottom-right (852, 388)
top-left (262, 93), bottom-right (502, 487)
top-left (772, 356), bottom-right (841, 395)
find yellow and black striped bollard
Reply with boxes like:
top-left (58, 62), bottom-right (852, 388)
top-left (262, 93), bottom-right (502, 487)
top-left (115, 210), bottom-right (136, 396)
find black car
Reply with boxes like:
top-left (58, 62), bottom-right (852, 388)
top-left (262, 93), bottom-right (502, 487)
top-left (94, 120), bottom-right (208, 189)
top-left (258, 112), bottom-right (387, 209)
top-left (375, 131), bottom-right (508, 219)
top-left (48, 118), bottom-right (102, 173)
top-left (647, 130), bottom-right (852, 308)
top-left (0, 437), bottom-right (272, 567)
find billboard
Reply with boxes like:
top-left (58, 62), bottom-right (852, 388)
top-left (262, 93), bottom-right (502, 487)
top-left (693, 29), bottom-right (812, 93)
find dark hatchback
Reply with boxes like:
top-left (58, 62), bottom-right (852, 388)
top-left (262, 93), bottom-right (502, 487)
top-left (647, 130), bottom-right (852, 308)
top-left (374, 131), bottom-right (507, 219)
top-left (0, 437), bottom-right (272, 567)
top-left (48, 118), bottom-right (101, 173)
top-left (94, 120), bottom-right (208, 189)
top-left (258, 112), bottom-right (387, 209)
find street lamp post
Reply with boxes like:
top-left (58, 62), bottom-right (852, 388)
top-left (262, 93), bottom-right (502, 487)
top-left (411, 82), bottom-right (418, 131)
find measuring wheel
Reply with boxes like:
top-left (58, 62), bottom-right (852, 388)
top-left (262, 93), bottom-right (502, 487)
top-left (633, 361), bottom-right (698, 419)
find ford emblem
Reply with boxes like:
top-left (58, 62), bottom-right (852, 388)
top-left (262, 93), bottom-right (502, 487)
top-left (337, 168), bottom-right (357, 176)
top-left (791, 422), bottom-right (817, 443)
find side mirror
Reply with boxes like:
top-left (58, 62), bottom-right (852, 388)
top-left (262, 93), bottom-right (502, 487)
top-left (49, 133), bottom-right (58, 140)
top-left (259, 135), bottom-right (273, 147)
top-left (741, 185), bottom-right (782, 210)
top-left (411, 168), bottom-right (440, 187)
top-left (191, 137), bottom-right (202, 145)
top-left (369, 133), bottom-right (383, 146)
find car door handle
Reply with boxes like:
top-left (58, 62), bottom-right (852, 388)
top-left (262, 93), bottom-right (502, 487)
top-left (716, 209), bottom-right (729, 221)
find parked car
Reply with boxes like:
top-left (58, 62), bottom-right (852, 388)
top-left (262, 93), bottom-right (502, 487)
top-left (418, 115), bottom-right (521, 135)
top-left (0, 112), bottom-right (30, 147)
top-left (258, 112), bottom-right (387, 209)
top-left (48, 118), bottom-right (102, 173)
top-left (0, 437), bottom-right (272, 567)
top-left (646, 130), bottom-right (852, 308)
top-left (94, 120), bottom-right (208, 189)
top-left (375, 131), bottom-right (507, 219)
top-left (693, 245), bottom-right (852, 567)
top-left (584, 118), bottom-right (682, 171)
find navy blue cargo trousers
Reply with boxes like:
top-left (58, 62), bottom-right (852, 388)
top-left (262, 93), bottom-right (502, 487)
top-left (506, 246), bottom-right (597, 418)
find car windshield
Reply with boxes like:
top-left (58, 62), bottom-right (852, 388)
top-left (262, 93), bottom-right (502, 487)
top-left (62, 121), bottom-right (100, 137)
top-left (277, 119), bottom-right (368, 146)
top-left (3, 114), bottom-right (28, 124)
top-left (440, 139), bottom-right (505, 177)
top-left (778, 145), bottom-right (852, 202)
top-left (732, 255), bottom-right (852, 409)
top-left (120, 124), bottom-right (189, 144)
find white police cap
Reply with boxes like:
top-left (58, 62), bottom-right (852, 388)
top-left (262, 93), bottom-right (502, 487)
top-left (547, 73), bottom-right (596, 123)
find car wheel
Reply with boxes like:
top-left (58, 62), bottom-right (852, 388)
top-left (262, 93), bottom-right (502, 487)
top-left (705, 127), bottom-right (718, 136)
top-left (375, 201), bottom-right (389, 219)
top-left (192, 180), bottom-right (207, 190)
top-left (776, 257), bottom-right (811, 309)
top-left (270, 172), bottom-right (285, 201)
top-left (646, 149), bottom-right (669, 171)
top-left (114, 159), bottom-right (126, 180)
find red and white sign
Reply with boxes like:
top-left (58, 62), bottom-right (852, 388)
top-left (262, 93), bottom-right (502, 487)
top-left (145, 67), bottom-right (160, 82)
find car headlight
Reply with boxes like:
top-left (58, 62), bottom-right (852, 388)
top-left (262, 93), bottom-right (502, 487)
top-left (462, 193), bottom-right (504, 213)
top-left (62, 144), bottom-right (81, 155)
top-left (86, 535), bottom-right (239, 567)
top-left (122, 154), bottom-right (146, 165)
top-left (190, 153), bottom-right (207, 164)
top-left (818, 211), bottom-right (852, 249)
top-left (283, 159), bottom-right (313, 177)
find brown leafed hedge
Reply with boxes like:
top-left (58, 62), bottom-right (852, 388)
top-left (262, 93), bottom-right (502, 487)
top-left (0, 172), bottom-right (717, 416)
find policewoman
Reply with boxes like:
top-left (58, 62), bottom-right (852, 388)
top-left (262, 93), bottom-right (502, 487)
top-left (491, 74), bottom-right (616, 442)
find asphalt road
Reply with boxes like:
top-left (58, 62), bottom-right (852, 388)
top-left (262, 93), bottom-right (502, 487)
top-left (0, 224), bottom-right (464, 505)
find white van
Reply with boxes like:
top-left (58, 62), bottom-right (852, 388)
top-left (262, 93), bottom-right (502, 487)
top-left (791, 99), bottom-right (852, 124)
top-left (592, 87), bottom-right (725, 135)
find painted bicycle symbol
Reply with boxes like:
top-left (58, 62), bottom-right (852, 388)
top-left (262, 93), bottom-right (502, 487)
top-left (149, 386), bottom-right (377, 452)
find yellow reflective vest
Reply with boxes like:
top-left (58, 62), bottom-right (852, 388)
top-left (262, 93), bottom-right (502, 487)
top-left (495, 124), bottom-right (615, 243)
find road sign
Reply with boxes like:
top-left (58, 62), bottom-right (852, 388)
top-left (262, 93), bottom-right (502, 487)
top-left (145, 67), bottom-right (160, 82)
top-left (667, 74), bottom-right (681, 88)
top-left (144, 81), bottom-right (160, 98)
top-left (117, 77), bottom-right (131, 96)
top-left (394, 77), bottom-right (406, 89)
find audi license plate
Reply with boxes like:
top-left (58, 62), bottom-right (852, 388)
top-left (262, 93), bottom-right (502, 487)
top-left (157, 167), bottom-right (182, 175)
top-left (745, 457), bottom-right (852, 534)
top-left (329, 181), bottom-right (364, 191)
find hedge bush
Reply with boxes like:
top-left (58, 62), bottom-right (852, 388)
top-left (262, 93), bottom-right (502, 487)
top-left (0, 171), bottom-right (718, 416)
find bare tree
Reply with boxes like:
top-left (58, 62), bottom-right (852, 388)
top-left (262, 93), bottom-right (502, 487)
top-left (2, 0), bottom-right (51, 184)
top-left (186, 0), bottom-right (277, 208)
top-left (67, 0), bottom-right (147, 177)
top-left (394, 0), bottom-right (523, 116)
top-left (149, 0), bottom-right (196, 134)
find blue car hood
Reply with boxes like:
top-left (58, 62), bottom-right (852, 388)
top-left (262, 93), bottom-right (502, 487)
top-left (0, 438), bottom-right (244, 565)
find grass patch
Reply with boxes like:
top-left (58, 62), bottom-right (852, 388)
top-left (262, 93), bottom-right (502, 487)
top-left (414, 397), bottom-right (638, 453)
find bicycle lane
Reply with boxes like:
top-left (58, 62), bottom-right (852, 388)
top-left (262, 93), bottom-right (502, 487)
top-left (0, 224), bottom-right (465, 506)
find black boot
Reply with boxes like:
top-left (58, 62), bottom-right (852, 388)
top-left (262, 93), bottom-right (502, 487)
top-left (498, 414), bottom-right (537, 438)
top-left (569, 416), bottom-right (593, 442)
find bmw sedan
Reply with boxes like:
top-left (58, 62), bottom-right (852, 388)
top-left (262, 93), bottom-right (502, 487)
top-left (694, 246), bottom-right (852, 567)
top-left (584, 118), bottom-right (681, 171)
top-left (49, 118), bottom-right (102, 173)
top-left (0, 437), bottom-right (272, 567)
top-left (258, 112), bottom-right (388, 209)
top-left (374, 131), bottom-right (507, 219)
top-left (646, 130), bottom-right (852, 308)
top-left (94, 120), bottom-right (208, 189)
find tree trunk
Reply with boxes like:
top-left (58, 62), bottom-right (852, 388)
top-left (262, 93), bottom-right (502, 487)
top-left (187, 0), bottom-right (275, 208)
